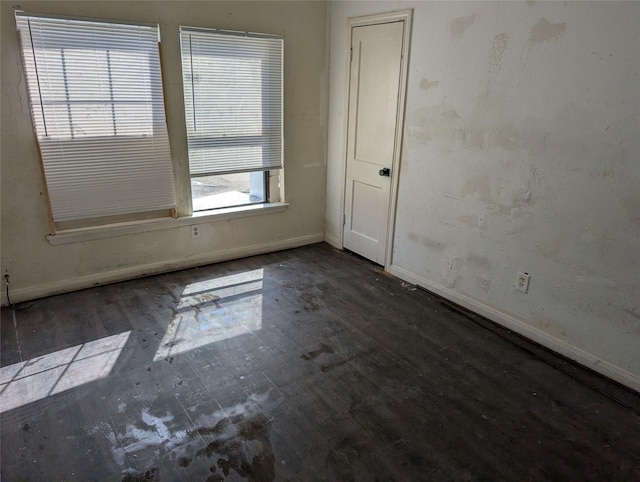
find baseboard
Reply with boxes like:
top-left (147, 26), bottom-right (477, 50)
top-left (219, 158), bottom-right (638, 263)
top-left (2, 233), bottom-right (324, 306)
top-left (324, 232), bottom-right (341, 248)
top-left (388, 263), bottom-right (640, 393)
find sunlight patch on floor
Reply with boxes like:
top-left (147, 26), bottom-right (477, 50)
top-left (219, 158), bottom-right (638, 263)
top-left (154, 269), bottom-right (264, 361)
top-left (0, 331), bottom-right (130, 413)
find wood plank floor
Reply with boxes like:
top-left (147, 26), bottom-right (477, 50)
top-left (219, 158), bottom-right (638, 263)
top-left (1, 243), bottom-right (639, 481)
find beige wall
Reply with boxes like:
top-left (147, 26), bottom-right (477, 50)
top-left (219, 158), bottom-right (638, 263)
top-left (1, 1), bottom-right (328, 301)
top-left (326, 1), bottom-right (640, 390)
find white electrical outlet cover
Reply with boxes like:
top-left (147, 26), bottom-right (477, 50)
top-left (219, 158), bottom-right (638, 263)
top-left (516, 272), bottom-right (530, 293)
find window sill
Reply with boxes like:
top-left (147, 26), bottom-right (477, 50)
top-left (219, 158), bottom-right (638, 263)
top-left (46, 202), bottom-right (289, 246)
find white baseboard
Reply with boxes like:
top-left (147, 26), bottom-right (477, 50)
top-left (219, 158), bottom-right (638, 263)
top-left (324, 232), bottom-right (341, 248)
top-left (2, 233), bottom-right (324, 306)
top-left (388, 263), bottom-right (640, 393)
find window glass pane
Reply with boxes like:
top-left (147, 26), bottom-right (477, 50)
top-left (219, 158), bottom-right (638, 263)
top-left (192, 172), bottom-right (265, 212)
top-left (191, 55), bottom-right (263, 137)
top-left (68, 103), bottom-right (114, 137)
top-left (113, 104), bottom-right (153, 136)
top-left (35, 49), bottom-right (67, 102)
top-left (64, 49), bottom-right (111, 101)
top-left (110, 51), bottom-right (152, 101)
top-left (41, 104), bottom-right (72, 138)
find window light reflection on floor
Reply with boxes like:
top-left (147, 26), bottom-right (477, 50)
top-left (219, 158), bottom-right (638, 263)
top-left (153, 269), bottom-right (264, 362)
top-left (0, 331), bottom-right (131, 414)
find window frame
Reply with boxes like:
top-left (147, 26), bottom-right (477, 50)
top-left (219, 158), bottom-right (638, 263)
top-left (15, 11), bottom-right (177, 230)
top-left (179, 26), bottom-right (284, 212)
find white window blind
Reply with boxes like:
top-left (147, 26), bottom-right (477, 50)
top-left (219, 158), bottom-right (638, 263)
top-left (180, 27), bottom-right (283, 176)
top-left (15, 12), bottom-right (176, 224)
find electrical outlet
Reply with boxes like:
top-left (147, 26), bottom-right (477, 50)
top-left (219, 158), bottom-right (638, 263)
top-left (515, 272), bottom-right (530, 293)
top-left (191, 225), bottom-right (200, 239)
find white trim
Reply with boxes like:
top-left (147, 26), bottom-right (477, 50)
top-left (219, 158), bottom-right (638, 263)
top-left (388, 263), bottom-right (640, 393)
top-left (47, 203), bottom-right (288, 245)
top-left (347, 9), bottom-right (414, 28)
top-left (333, 13), bottom-right (353, 250)
top-left (384, 11), bottom-right (412, 270)
top-left (3, 233), bottom-right (323, 305)
top-left (15, 10), bottom-right (158, 28)
top-left (324, 232), bottom-right (341, 248)
top-left (341, 10), bottom-right (413, 265)
top-left (180, 25), bottom-right (282, 40)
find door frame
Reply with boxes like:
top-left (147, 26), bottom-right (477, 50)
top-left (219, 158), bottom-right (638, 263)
top-left (339, 9), bottom-right (413, 269)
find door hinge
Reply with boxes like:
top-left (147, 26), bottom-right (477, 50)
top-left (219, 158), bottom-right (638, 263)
top-left (343, 213), bottom-right (346, 226)
top-left (350, 48), bottom-right (353, 62)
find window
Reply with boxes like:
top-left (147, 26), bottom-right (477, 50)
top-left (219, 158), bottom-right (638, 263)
top-left (15, 12), bottom-right (176, 229)
top-left (180, 27), bottom-right (283, 211)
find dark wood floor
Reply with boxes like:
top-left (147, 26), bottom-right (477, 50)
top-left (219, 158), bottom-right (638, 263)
top-left (1, 243), bottom-right (639, 481)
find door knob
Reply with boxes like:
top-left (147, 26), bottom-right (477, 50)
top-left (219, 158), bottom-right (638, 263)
top-left (379, 167), bottom-right (390, 177)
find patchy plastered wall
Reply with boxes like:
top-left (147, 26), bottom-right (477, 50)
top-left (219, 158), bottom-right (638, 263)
top-left (326, 1), bottom-right (640, 389)
top-left (1, 1), bottom-right (328, 301)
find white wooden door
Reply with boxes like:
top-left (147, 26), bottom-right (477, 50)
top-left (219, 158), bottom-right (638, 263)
top-left (343, 21), bottom-right (405, 265)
